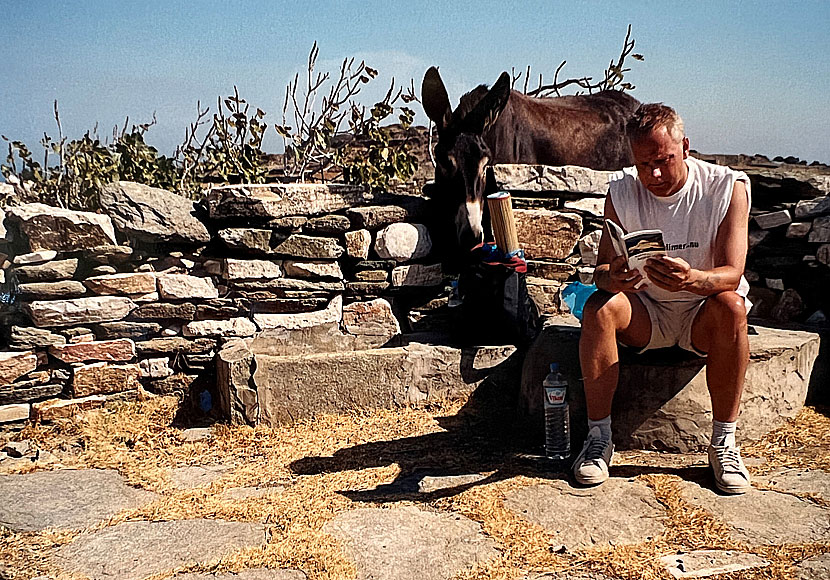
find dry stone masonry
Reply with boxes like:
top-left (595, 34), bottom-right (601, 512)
top-left (0, 180), bottom-right (462, 426)
top-left (0, 155), bottom-right (827, 430)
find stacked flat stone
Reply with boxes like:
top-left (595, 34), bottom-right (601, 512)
top-left (0, 181), bottom-right (449, 426)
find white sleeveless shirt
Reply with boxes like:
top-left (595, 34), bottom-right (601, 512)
top-left (608, 156), bottom-right (752, 304)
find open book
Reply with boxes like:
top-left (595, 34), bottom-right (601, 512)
top-left (604, 219), bottom-right (666, 288)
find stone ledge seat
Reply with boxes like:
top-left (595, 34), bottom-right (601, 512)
top-left (217, 339), bottom-right (519, 427)
top-left (519, 321), bottom-right (821, 453)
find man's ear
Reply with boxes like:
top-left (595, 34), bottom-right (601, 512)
top-left (682, 136), bottom-right (690, 158)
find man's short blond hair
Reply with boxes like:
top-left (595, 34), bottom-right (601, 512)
top-left (626, 103), bottom-right (685, 143)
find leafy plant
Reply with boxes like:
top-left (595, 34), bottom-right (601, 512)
top-left (341, 89), bottom-right (418, 193)
top-left (275, 42), bottom-right (420, 192)
top-left (2, 104), bottom-right (178, 210)
top-left (177, 87), bottom-right (268, 195)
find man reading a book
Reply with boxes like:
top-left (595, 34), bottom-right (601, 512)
top-left (573, 103), bottom-right (753, 494)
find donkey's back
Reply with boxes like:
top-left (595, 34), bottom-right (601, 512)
top-left (479, 89), bottom-right (639, 170)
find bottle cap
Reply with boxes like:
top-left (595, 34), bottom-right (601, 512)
top-left (549, 362), bottom-right (559, 372)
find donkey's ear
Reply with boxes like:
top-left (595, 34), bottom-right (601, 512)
top-left (464, 71), bottom-right (511, 135)
top-left (422, 66), bottom-right (452, 132)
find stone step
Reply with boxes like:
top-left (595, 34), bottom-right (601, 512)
top-left (218, 341), bottom-right (519, 426)
top-left (519, 322), bottom-right (820, 452)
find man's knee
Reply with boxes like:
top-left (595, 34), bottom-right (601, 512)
top-left (707, 292), bottom-right (747, 322)
top-left (582, 291), bottom-right (630, 329)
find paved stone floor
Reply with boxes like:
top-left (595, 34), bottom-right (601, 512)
top-left (0, 399), bottom-right (828, 580)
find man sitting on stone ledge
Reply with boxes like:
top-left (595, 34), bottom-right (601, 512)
top-left (573, 103), bottom-right (754, 494)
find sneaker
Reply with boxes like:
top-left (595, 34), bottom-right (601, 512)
top-left (573, 426), bottom-right (614, 485)
top-left (708, 444), bottom-right (751, 494)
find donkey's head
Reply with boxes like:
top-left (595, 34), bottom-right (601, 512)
top-left (421, 67), bottom-right (511, 253)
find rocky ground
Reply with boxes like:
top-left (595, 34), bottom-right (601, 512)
top-left (0, 394), bottom-right (828, 580)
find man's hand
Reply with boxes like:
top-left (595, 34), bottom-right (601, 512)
top-left (601, 255), bottom-right (645, 293)
top-left (643, 256), bottom-right (696, 292)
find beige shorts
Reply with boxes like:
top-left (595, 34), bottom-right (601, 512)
top-left (635, 294), bottom-right (707, 357)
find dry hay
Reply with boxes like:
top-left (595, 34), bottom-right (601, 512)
top-left (744, 406), bottom-right (830, 474)
top-left (0, 398), bottom-right (828, 580)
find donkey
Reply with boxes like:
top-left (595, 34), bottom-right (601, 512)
top-left (421, 66), bottom-right (640, 254)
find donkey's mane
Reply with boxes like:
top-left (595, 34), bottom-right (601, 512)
top-left (453, 84), bottom-right (489, 125)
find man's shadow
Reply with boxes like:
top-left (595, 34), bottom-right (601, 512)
top-left (288, 345), bottom-right (712, 502)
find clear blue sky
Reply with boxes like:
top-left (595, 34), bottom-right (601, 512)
top-left (2, 0), bottom-right (829, 164)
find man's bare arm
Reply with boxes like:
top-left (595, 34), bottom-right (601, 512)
top-left (644, 180), bottom-right (749, 295)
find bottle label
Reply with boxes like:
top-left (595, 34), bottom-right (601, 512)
top-left (544, 386), bottom-right (566, 405)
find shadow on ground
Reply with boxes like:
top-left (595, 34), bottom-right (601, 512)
top-left (288, 347), bottom-right (716, 502)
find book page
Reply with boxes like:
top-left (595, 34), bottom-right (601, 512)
top-left (603, 219), bottom-right (628, 259)
top-left (624, 230), bottom-right (666, 288)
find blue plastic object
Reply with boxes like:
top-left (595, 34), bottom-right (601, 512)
top-left (561, 281), bottom-right (597, 321)
top-left (199, 390), bottom-right (213, 413)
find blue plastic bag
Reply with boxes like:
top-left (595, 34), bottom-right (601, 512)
top-left (561, 281), bottom-right (597, 321)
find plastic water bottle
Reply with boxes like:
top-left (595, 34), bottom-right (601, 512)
top-left (543, 363), bottom-right (570, 460)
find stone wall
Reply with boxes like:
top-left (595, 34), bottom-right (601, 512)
top-left (0, 181), bottom-right (448, 426)
top-left (1, 154), bottom-right (828, 428)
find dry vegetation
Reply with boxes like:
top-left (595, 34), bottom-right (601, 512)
top-left (0, 397), bottom-right (828, 580)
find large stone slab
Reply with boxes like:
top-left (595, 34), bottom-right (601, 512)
top-left (99, 181), bottom-right (211, 244)
top-left (223, 258), bottom-right (283, 280)
top-left (253, 295), bottom-right (342, 331)
top-left (25, 296), bottom-right (136, 327)
top-left (0, 403), bottom-right (30, 423)
top-left (13, 258), bottom-right (79, 282)
top-left (176, 570), bottom-right (307, 580)
top-left (675, 480), bottom-right (830, 545)
top-left (4, 203), bottom-right (116, 252)
top-left (513, 208), bottom-right (582, 260)
top-left (73, 362), bottom-right (142, 397)
top-left (84, 272), bottom-right (157, 296)
top-left (158, 274), bottom-right (219, 300)
top-left (208, 183), bottom-right (369, 219)
top-left (218, 227), bottom-right (273, 252)
top-left (49, 338), bottom-right (136, 363)
top-left (504, 479), bottom-right (666, 550)
top-left (0, 469), bottom-right (157, 531)
top-left (249, 343), bottom-right (516, 426)
top-left (17, 280), bottom-right (87, 299)
top-left (272, 234), bottom-right (344, 259)
top-left (796, 553), bottom-right (830, 580)
top-left (183, 317), bottom-right (257, 337)
top-left (169, 464), bottom-right (232, 489)
top-left (659, 550), bottom-right (769, 579)
top-left (283, 260), bottom-right (343, 280)
top-left (758, 468), bottom-right (830, 502)
top-left (54, 519), bottom-right (267, 580)
top-left (491, 164), bottom-right (614, 195)
top-left (323, 506), bottom-right (497, 580)
top-left (519, 323), bottom-right (821, 452)
top-left (0, 351), bottom-right (38, 385)
top-left (32, 395), bottom-right (106, 421)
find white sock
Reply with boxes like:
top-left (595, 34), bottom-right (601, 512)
top-left (712, 420), bottom-right (737, 447)
top-left (588, 415), bottom-right (612, 442)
